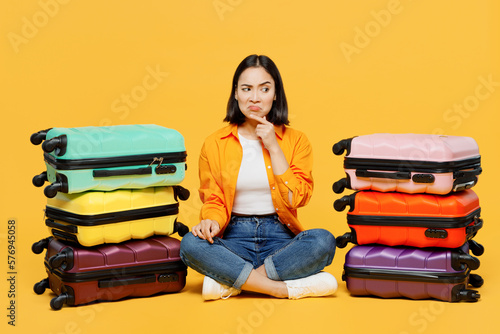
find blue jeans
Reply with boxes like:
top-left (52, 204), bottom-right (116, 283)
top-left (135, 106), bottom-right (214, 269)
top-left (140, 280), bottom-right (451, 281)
top-left (180, 215), bottom-right (336, 290)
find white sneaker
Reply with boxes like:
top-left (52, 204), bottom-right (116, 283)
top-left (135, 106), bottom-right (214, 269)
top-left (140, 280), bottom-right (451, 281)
top-left (284, 272), bottom-right (338, 300)
top-left (202, 276), bottom-right (241, 301)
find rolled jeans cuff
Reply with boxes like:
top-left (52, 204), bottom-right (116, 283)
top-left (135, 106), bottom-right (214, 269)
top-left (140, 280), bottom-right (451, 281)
top-left (233, 261), bottom-right (254, 290)
top-left (264, 256), bottom-right (281, 281)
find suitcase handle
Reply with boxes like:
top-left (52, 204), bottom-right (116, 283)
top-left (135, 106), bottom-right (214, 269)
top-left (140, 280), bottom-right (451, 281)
top-left (98, 274), bottom-right (157, 288)
top-left (332, 138), bottom-right (354, 156)
top-left (466, 216), bottom-right (483, 238)
top-left (45, 219), bottom-right (78, 234)
top-left (454, 167), bottom-right (482, 179)
top-left (355, 170), bottom-right (411, 180)
top-left (93, 167), bottom-right (153, 177)
top-left (92, 165), bottom-right (178, 178)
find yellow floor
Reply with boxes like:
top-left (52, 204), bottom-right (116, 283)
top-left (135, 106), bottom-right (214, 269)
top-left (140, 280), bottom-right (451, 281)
top-left (8, 234), bottom-right (498, 334)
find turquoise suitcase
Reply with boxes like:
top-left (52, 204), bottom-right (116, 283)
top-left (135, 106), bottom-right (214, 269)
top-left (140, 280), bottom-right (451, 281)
top-left (31, 125), bottom-right (187, 197)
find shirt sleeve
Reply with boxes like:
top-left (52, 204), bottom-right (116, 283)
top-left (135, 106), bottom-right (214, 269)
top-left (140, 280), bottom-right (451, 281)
top-left (198, 141), bottom-right (228, 229)
top-left (274, 131), bottom-right (313, 210)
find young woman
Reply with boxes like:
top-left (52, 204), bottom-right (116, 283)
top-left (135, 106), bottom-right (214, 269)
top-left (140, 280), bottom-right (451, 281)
top-left (180, 55), bottom-right (337, 300)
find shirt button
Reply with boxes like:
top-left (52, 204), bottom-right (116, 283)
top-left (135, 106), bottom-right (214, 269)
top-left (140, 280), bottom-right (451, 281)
top-left (267, 166), bottom-right (271, 169)
top-left (285, 181), bottom-right (288, 185)
top-left (288, 224), bottom-right (291, 226)
top-left (276, 208), bottom-right (279, 211)
top-left (272, 187), bottom-right (275, 190)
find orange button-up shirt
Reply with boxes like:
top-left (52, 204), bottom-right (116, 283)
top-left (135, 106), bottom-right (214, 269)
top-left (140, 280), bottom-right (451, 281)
top-left (199, 123), bottom-right (313, 236)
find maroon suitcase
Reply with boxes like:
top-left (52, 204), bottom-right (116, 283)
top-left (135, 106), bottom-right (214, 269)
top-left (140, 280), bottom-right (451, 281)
top-left (342, 243), bottom-right (483, 302)
top-left (32, 236), bottom-right (187, 310)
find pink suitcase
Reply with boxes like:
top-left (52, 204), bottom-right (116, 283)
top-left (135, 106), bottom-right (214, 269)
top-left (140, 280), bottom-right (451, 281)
top-left (332, 134), bottom-right (481, 195)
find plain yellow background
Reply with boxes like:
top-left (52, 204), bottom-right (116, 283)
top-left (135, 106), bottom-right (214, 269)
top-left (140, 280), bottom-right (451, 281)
top-left (2, 0), bottom-right (499, 333)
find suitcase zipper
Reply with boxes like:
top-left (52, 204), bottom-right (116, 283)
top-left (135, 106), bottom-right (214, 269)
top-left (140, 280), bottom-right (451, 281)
top-left (44, 151), bottom-right (187, 171)
top-left (45, 261), bottom-right (187, 283)
top-left (347, 208), bottom-right (481, 229)
top-left (343, 156), bottom-right (481, 173)
top-left (45, 203), bottom-right (179, 226)
top-left (343, 267), bottom-right (469, 284)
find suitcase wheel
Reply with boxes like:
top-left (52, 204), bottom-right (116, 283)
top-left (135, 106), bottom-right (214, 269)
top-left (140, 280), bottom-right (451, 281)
top-left (468, 239), bottom-right (485, 256)
top-left (336, 232), bottom-right (353, 249)
top-left (30, 128), bottom-right (51, 145)
top-left (33, 278), bottom-right (49, 295)
top-left (332, 178), bottom-right (349, 194)
top-left (44, 182), bottom-right (62, 198)
top-left (332, 138), bottom-right (353, 156)
top-left (174, 221), bottom-right (189, 237)
top-left (333, 193), bottom-right (356, 212)
top-left (457, 254), bottom-right (480, 270)
top-left (457, 289), bottom-right (480, 302)
top-left (469, 273), bottom-right (484, 288)
top-left (32, 238), bottom-right (51, 254)
top-left (32, 171), bottom-right (48, 187)
top-left (42, 135), bottom-right (67, 156)
top-left (50, 293), bottom-right (69, 310)
top-left (48, 249), bottom-right (73, 270)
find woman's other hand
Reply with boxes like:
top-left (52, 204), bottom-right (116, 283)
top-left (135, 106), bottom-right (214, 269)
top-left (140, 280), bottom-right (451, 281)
top-left (191, 219), bottom-right (221, 244)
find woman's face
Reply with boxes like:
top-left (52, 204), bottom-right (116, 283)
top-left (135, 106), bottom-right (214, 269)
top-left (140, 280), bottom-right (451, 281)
top-left (235, 66), bottom-right (276, 121)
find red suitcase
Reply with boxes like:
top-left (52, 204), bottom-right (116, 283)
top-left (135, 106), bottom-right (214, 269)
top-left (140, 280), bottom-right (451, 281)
top-left (334, 189), bottom-right (484, 252)
top-left (32, 236), bottom-right (187, 310)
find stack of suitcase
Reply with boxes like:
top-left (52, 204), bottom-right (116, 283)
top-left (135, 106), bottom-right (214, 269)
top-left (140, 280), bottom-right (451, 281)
top-left (30, 125), bottom-right (190, 310)
top-left (332, 133), bottom-right (484, 302)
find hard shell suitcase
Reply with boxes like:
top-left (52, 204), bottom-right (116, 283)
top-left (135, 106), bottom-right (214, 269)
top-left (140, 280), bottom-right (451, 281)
top-left (342, 244), bottom-right (483, 302)
top-left (31, 125), bottom-right (187, 198)
top-left (332, 134), bottom-right (481, 195)
top-left (335, 189), bottom-right (484, 251)
top-left (44, 186), bottom-right (190, 247)
top-left (32, 236), bottom-right (187, 310)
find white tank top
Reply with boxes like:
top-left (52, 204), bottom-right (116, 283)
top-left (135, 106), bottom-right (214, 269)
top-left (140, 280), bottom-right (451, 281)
top-left (232, 133), bottom-right (276, 215)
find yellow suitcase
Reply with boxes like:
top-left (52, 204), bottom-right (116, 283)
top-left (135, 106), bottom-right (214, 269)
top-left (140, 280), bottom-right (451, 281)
top-left (44, 186), bottom-right (190, 247)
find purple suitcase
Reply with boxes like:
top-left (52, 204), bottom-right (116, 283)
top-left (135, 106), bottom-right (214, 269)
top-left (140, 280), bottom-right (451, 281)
top-left (342, 244), bottom-right (483, 302)
top-left (32, 236), bottom-right (187, 310)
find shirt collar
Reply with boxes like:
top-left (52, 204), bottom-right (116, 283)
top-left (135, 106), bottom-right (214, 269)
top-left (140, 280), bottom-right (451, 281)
top-left (220, 123), bottom-right (285, 140)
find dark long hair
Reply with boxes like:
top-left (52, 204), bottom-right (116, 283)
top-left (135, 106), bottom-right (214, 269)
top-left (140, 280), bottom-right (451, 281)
top-left (224, 55), bottom-right (289, 125)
